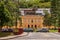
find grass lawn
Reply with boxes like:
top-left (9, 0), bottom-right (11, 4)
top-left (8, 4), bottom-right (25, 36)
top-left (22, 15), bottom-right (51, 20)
top-left (49, 30), bottom-right (58, 32)
top-left (0, 32), bottom-right (13, 37)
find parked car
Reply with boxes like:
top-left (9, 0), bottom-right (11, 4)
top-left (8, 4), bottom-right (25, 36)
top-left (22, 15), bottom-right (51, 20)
top-left (37, 28), bottom-right (49, 32)
top-left (23, 28), bottom-right (33, 32)
top-left (2, 28), bottom-right (13, 32)
top-left (8, 28), bottom-right (13, 32)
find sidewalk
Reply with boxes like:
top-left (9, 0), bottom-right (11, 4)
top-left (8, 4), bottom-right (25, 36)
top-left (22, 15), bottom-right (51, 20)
top-left (0, 32), bottom-right (29, 40)
top-left (54, 32), bottom-right (60, 35)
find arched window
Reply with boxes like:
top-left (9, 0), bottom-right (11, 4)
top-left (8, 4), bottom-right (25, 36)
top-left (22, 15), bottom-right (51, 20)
top-left (31, 20), bottom-right (33, 23)
top-left (31, 25), bottom-right (33, 28)
top-left (35, 25), bottom-right (37, 28)
top-left (28, 25), bottom-right (30, 28)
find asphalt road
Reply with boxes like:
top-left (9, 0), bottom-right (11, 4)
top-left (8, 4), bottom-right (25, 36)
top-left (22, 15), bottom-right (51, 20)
top-left (7, 32), bottom-right (60, 40)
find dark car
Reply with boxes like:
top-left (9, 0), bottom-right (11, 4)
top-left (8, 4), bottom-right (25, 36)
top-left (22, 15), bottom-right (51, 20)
top-left (2, 28), bottom-right (8, 32)
top-left (23, 28), bottom-right (33, 32)
top-left (8, 28), bottom-right (13, 32)
top-left (37, 28), bottom-right (49, 32)
top-left (2, 28), bottom-right (13, 32)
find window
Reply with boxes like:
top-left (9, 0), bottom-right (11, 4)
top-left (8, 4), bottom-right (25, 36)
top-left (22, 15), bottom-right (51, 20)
top-left (35, 25), bottom-right (37, 28)
top-left (31, 25), bottom-right (33, 28)
top-left (28, 25), bottom-right (30, 28)
top-left (36, 19), bottom-right (38, 22)
top-left (28, 19), bottom-right (30, 23)
top-left (31, 20), bottom-right (33, 23)
top-left (38, 20), bottom-right (40, 22)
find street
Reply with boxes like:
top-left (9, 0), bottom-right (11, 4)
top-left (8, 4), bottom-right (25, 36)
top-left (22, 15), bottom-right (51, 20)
top-left (6, 32), bottom-right (60, 40)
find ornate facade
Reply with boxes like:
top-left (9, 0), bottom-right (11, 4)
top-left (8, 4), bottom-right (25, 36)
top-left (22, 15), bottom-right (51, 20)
top-left (19, 8), bottom-right (50, 29)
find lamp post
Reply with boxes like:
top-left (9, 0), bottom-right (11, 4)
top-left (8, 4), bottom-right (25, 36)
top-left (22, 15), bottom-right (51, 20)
top-left (32, 6), bottom-right (38, 15)
top-left (15, 0), bottom-right (19, 28)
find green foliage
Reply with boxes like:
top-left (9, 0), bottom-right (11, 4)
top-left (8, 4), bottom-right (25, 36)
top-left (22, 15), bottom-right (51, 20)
top-left (0, 0), bottom-right (21, 29)
top-left (0, 32), bottom-right (12, 37)
top-left (51, 0), bottom-right (60, 27)
top-left (49, 30), bottom-right (58, 32)
top-left (19, 0), bottom-right (51, 8)
top-left (43, 10), bottom-right (51, 26)
top-left (38, 2), bottom-right (51, 8)
top-left (0, 1), bottom-right (10, 27)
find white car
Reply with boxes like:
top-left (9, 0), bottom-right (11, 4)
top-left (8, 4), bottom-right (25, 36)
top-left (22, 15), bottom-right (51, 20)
top-left (37, 27), bottom-right (49, 32)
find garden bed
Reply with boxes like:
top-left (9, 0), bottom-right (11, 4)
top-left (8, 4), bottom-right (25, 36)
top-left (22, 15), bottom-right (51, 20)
top-left (49, 30), bottom-right (58, 32)
top-left (0, 32), bottom-right (13, 37)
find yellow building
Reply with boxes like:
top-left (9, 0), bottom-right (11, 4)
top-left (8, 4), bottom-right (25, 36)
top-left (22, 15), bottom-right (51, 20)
top-left (19, 8), bottom-right (50, 29)
top-left (21, 15), bottom-right (44, 28)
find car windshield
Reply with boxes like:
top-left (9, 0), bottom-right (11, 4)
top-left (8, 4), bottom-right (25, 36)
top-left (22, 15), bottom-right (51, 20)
top-left (24, 28), bottom-right (33, 30)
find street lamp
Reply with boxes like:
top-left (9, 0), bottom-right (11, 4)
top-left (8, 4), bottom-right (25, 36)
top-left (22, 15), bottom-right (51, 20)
top-left (15, 0), bottom-right (19, 28)
top-left (32, 5), bottom-right (38, 15)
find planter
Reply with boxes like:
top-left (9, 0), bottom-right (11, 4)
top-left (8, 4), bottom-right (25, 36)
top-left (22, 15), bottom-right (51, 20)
top-left (58, 28), bottom-right (60, 33)
top-left (18, 28), bottom-right (23, 34)
top-left (13, 32), bottom-right (19, 35)
top-left (13, 28), bottom-right (23, 35)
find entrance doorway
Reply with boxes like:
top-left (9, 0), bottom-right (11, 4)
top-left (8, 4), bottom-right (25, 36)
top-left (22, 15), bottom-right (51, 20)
top-left (31, 25), bottom-right (34, 28)
top-left (35, 25), bottom-right (37, 29)
top-left (28, 25), bottom-right (30, 28)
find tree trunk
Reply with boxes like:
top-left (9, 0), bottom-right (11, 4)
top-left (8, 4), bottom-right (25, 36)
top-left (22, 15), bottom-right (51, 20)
top-left (0, 26), bottom-right (2, 32)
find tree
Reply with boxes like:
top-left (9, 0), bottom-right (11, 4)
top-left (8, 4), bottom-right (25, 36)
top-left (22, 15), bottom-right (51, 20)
top-left (19, 0), bottom-right (51, 8)
top-left (0, 0), bottom-right (21, 30)
top-left (43, 10), bottom-right (51, 27)
top-left (4, 0), bottom-right (21, 28)
top-left (56, 0), bottom-right (60, 27)
top-left (0, 1), bottom-right (11, 30)
top-left (51, 0), bottom-right (60, 28)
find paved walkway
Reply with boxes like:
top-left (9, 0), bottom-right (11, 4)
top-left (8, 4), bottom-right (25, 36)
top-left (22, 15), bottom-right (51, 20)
top-left (1, 32), bottom-right (60, 40)
top-left (0, 32), bottom-right (28, 40)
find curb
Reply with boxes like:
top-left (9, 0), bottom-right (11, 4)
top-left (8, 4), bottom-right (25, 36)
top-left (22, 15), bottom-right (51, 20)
top-left (0, 32), bottom-right (29, 40)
